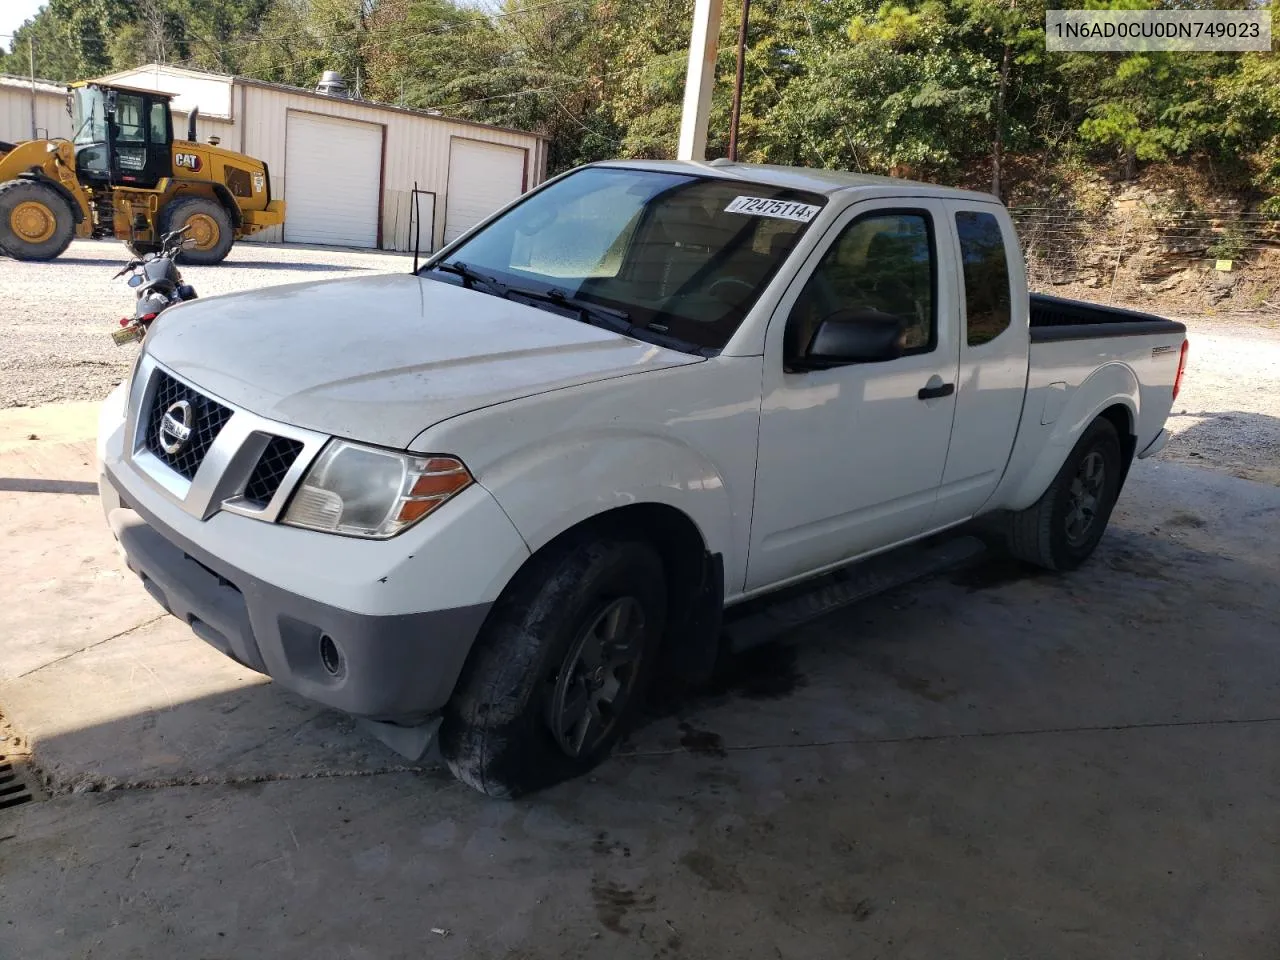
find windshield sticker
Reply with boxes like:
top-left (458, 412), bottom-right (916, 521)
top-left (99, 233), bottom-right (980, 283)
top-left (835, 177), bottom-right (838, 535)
top-left (724, 196), bottom-right (821, 222)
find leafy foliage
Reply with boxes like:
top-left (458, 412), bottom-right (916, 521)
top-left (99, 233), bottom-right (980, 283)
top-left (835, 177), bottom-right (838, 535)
top-left (1, 0), bottom-right (1277, 201)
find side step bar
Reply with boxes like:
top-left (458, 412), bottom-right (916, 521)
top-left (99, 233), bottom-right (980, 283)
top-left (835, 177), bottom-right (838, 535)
top-left (722, 535), bottom-right (986, 653)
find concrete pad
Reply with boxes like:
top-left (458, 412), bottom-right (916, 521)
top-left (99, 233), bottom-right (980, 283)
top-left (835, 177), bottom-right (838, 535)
top-left (0, 617), bottom-right (409, 791)
top-left (2, 720), bottom-right (1278, 959)
top-left (0, 400), bottom-right (102, 452)
top-left (1, 450), bottom-right (1279, 957)
top-left (0, 403), bottom-right (158, 681)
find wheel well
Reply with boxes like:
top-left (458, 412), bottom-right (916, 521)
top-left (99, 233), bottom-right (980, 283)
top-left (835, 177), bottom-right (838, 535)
top-left (15, 173), bottom-right (84, 224)
top-left (529, 504), bottom-right (719, 679)
top-left (209, 183), bottom-right (244, 227)
top-left (1098, 403), bottom-right (1137, 486)
top-left (551, 503), bottom-right (708, 614)
top-left (169, 183), bottom-right (242, 228)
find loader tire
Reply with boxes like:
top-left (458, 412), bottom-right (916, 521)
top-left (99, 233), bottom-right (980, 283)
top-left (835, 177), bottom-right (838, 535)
top-left (0, 180), bottom-right (75, 261)
top-left (163, 197), bottom-right (233, 265)
top-left (1006, 417), bottom-right (1123, 572)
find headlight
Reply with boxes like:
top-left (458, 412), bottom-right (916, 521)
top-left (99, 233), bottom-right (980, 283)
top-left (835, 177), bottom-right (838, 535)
top-left (281, 440), bottom-right (473, 539)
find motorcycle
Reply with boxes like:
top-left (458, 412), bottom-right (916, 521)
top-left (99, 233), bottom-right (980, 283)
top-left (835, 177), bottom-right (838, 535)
top-left (110, 225), bottom-right (200, 346)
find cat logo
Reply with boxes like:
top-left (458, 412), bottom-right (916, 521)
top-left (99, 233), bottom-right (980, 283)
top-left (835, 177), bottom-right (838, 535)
top-left (175, 152), bottom-right (202, 172)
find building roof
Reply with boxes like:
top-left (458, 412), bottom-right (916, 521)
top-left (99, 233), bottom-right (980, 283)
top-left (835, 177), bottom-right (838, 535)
top-left (95, 63), bottom-right (546, 143)
top-left (0, 74), bottom-right (66, 96)
top-left (595, 159), bottom-right (999, 203)
top-left (70, 79), bottom-right (175, 98)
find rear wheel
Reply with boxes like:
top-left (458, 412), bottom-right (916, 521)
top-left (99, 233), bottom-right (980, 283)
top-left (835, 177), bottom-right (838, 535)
top-left (0, 180), bottom-right (75, 261)
top-left (439, 537), bottom-right (667, 798)
top-left (1006, 417), bottom-right (1124, 571)
top-left (162, 197), bottom-right (234, 265)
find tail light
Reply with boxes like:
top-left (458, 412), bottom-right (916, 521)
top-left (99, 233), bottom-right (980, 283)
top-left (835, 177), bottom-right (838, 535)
top-left (1172, 339), bottom-right (1189, 400)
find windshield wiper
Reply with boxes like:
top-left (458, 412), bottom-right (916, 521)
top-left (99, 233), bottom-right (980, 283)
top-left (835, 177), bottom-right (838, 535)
top-left (506, 286), bottom-right (712, 355)
top-left (431, 260), bottom-right (507, 293)
top-left (430, 267), bottom-right (710, 355)
top-left (506, 286), bottom-right (632, 331)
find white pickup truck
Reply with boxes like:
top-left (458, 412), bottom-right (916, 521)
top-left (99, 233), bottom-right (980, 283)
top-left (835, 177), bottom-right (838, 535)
top-left (97, 160), bottom-right (1189, 797)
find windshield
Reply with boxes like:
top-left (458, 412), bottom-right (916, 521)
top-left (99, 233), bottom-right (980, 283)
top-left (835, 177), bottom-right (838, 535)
top-left (425, 166), bottom-right (827, 352)
top-left (71, 87), bottom-right (107, 145)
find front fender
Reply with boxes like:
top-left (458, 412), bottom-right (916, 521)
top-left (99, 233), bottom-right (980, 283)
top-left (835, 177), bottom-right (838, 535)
top-left (1001, 362), bottom-right (1138, 512)
top-left (477, 427), bottom-right (735, 567)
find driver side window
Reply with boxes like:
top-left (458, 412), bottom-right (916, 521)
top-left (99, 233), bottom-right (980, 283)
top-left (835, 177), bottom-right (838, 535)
top-left (786, 211), bottom-right (936, 362)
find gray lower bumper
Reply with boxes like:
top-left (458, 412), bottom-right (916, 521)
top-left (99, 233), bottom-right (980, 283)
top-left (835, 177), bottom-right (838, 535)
top-left (1138, 428), bottom-right (1172, 459)
top-left (104, 470), bottom-right (490, 723)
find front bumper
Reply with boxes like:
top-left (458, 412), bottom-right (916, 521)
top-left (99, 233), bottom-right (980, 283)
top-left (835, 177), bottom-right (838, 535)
top-left (102, 465), bottom-right (492, 723)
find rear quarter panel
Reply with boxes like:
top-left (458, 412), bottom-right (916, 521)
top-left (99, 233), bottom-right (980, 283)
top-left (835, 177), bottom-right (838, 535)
top-left (988, 330), bottom-right (1184, 512)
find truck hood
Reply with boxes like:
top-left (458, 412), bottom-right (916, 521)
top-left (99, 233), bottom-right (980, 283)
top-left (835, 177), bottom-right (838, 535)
top-left (143, 274), bottom-right (701, 448)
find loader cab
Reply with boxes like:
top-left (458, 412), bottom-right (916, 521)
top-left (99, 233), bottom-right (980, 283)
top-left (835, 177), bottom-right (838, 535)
top-left (69, 83), bottom-right (173, 190)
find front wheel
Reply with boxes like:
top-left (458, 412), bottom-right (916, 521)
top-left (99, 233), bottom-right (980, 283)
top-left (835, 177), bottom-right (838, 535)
top-left (0, 179), bottom-right (75, 261)
top-left (162, 197), bottom-right (234, 265)
top-left (439, 537), bottom-right (667, 798)
top-left (1006, 417), bottom-right (1124, 571)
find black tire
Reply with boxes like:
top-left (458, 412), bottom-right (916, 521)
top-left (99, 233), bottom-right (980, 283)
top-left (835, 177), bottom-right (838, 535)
top-left (0, 179), bottom-right (75, 261)
top-left (440, 537), bottom-right (667, 798)
top-left (162, 197), bottom-right (234, 265)
top-left (1007, 417), bottom-right (1124, 571)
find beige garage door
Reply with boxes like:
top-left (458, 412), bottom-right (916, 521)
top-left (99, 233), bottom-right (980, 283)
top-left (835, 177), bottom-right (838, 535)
top-left (285, 112), bottom-right (382, 247)
top-left (444, 139), bottom-right (526, 245)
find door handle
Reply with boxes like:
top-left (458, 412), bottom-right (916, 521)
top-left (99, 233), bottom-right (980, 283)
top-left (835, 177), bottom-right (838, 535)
top-left (918, 382), bottom-right (955, 400)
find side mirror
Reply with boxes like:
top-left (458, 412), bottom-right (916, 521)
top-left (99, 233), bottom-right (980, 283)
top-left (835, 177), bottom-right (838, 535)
top-left (802, 308), bottom-right (905, 368)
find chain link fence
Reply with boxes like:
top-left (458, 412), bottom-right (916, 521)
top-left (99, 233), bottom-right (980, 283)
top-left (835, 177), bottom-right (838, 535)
top-left (1009, 205), bottom-right (1280, 315)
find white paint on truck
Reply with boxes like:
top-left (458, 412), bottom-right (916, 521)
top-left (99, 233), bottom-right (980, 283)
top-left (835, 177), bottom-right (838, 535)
top-left (98, 159), bottom-right (1187, 797)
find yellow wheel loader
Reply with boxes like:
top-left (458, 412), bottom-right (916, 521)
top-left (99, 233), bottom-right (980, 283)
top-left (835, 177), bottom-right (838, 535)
top-left (0, 81), bottom-right (284, 264)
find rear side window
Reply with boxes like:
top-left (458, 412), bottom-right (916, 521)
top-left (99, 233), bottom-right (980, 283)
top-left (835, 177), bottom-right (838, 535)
top-left (955, 211), bottom-right (1012, 346)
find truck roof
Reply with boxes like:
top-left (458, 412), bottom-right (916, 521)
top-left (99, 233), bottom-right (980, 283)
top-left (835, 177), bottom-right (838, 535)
top-left (593, 158), bottom-right (1000, 204)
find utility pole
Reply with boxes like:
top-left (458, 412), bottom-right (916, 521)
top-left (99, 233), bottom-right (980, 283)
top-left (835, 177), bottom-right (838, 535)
top-left (29, 36), bottom-right (38, 140)
top-left (727, 0), bottom-right (750, 161)
top-left (677, 0), bottom-right (723, 162)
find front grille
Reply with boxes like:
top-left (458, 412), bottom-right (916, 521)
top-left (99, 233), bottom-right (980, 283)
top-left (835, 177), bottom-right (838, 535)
top-left (145, 371), bottom-right (233, 480)
top-left (243, 436), bottom-right (305, 507)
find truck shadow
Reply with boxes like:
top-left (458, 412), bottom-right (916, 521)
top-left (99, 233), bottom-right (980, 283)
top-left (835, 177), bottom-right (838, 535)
top-left (0, 478), bottom-right (99, 495)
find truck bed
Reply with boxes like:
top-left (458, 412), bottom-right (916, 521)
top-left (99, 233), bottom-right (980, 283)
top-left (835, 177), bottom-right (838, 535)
top-left (1029, 293), bottom-right (1186, 342)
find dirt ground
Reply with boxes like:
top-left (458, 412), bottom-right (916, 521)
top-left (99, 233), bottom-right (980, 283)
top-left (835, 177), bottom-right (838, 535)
top-left (1, 245), bottom-right (1279, 958)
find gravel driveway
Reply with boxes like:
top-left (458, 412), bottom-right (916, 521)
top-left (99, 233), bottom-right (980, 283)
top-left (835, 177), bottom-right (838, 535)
top-left (2, 242), bottom-right (1276, 484)
top-left (0, 240), bottom-right (410, 408)
top-left (1159, 315), bottom-right (1280, 485)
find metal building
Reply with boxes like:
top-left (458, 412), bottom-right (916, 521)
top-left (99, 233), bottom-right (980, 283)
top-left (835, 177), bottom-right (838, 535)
top-left (0, 74), bottom-right (73, 142)
top-left (2, 64), bottom-right (548, 253)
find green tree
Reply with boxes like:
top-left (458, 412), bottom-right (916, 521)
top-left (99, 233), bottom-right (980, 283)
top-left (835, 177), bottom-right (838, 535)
top-left (763, 0), bottom-right (995, 176)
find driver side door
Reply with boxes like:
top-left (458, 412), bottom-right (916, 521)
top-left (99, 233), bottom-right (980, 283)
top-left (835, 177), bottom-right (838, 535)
top-left (745, 199), bottom-right (961, 592)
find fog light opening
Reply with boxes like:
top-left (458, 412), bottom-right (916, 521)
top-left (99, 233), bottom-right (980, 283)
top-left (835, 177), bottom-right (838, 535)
top-left (319, 633), bottom-right (344, 677)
